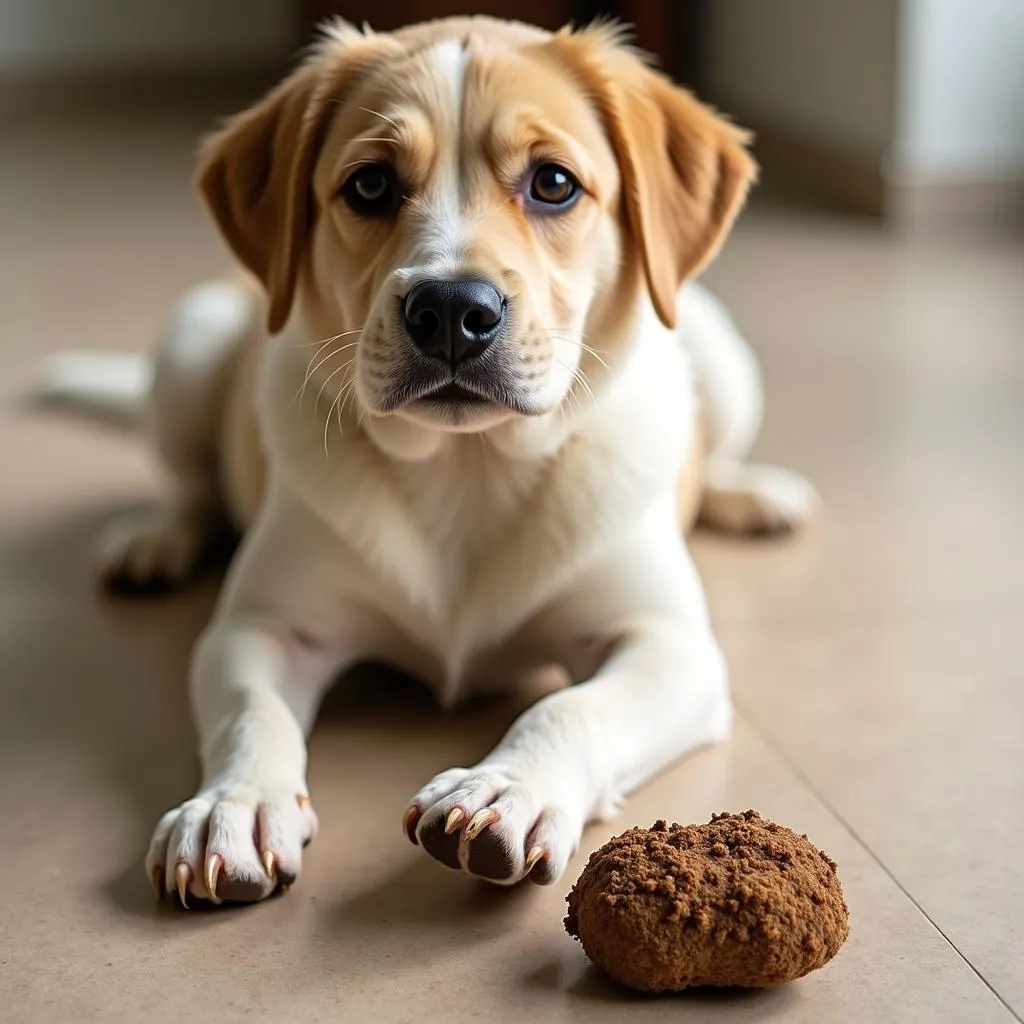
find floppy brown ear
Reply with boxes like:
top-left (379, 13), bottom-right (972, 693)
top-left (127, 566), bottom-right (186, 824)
top-left (197, 23), bottom-right (396, 333)
top-left (552, 26), bottom-right (757, 329)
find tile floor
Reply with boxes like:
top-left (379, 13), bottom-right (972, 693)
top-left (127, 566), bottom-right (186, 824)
top-left (1, 89), bottom-right (1022, 1023)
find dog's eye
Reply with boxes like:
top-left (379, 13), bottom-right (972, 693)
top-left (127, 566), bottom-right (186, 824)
top-left (528, 164), bottom-right (580, 208)
top-left (342, 164), bottom-right (400, 217)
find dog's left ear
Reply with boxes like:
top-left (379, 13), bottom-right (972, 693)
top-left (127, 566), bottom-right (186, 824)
top-left (552, 26), bottom-right (757, 329)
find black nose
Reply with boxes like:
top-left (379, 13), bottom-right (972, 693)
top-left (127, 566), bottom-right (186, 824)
top-left (403, 279), bottom-right (505, 366)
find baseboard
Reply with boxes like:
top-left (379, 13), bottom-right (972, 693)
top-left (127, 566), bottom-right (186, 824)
top-left (0, 64), bottom-right (286, 122)
top-left (886, 173), bottom-right (1024, 238)
top-left (723, 111), bottom-right (887, 219)
top-left (720, 100), bottom-right (1024, 236)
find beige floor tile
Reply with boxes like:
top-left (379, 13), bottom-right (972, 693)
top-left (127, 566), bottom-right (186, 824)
top-left (699, 214), bottom-right (1024, 626)
top-left (719, 619), bottom-right (1024, 1016)
top-left (693, 203), bottom-right (1024, 1016)
top-left (0, 592), bottom-right (1005, 1024)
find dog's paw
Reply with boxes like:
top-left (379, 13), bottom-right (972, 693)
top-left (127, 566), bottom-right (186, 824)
top-left (403, 767), bottom-right (583, 886)
top-left (146, 783), bottom-right (318, 907)
top-left (699, 461), bottom-right (820, 536)
top-left (98, 507), bottom-right (217, 593)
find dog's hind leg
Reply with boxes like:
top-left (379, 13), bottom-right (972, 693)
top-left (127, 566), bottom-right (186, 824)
top-left (98, 279), bottom-right (256, 591)
top-left (678, 282), bottom-right (820, 535)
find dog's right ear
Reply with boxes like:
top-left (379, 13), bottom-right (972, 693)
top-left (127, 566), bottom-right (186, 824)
top-left (197, 22), bottom-right (397, 334)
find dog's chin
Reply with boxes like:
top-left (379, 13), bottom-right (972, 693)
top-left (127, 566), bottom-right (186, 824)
top-left (399, 401), bottom-right (514, 432)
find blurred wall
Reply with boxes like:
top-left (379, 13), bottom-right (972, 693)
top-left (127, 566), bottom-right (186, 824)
top-left (894, 0), bottom-right (1024, 183)
top-left (0, 0), bottom-right (295, 75)
top-left (705, 0), bottom-right (900, 169)
top-left (705, 0), bottom-right (1024, 230)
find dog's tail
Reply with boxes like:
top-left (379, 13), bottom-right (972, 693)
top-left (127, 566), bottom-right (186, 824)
top-left (36, 351), bottom-right (152, 429)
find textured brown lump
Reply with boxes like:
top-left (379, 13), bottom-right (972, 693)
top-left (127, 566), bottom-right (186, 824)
top-left (565, 811), bottom-right (849, 992)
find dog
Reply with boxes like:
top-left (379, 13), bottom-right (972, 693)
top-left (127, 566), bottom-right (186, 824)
top-left (40, 16), bottom-right (818, 906)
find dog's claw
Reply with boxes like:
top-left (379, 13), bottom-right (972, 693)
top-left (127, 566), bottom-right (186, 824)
top-left (403, 805), bottom-right (420, 844)
top-left (151, 865), bottom-right (164, 899)
top-left (174, 863), bottom-right (191, 909)
top-left (296, 793), bottom-right (311, 812)
top-left (465, 809), bottom-right (500, 841)
top-left (204, 853), bottom-right (223, 902)
top-left (524, 845), bottom-right (546, 876)
top-left (445, 808), bottom-right (466, 834)
top-left (262, 850), bottom-right (277, 881)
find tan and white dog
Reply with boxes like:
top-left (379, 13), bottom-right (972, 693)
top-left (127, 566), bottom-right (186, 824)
top-left (41, 16), bottom-right (818, 906)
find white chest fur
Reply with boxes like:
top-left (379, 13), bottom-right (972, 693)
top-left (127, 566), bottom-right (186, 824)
top-left (259, 312), bottom-right (695, 692)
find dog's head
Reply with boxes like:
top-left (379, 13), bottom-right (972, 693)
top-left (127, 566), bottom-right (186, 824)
top-left (198, 17), bottom-right (755, 443)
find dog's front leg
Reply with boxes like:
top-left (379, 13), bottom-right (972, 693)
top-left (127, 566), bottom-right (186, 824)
top-left (407, 509), bottom-right (730, 887)
top-left (146, 490), bottom-right (365, 906)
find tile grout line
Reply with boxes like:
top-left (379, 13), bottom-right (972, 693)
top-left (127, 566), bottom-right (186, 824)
top-left (734, 701), bottom-right (1023, 1024)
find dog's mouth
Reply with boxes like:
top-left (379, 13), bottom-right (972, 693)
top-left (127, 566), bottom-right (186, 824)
top-left (417, 382), bottom-right (491, 407)
top-left (376, 369), bottom-right (541, 419)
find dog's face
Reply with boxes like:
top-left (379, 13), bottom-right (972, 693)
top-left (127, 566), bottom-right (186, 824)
top-left (199, 18), bottom-right (755, 441)
top-left (307, 29), bottom-right (624, 432)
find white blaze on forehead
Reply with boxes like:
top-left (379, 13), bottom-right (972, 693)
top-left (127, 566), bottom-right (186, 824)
top-left (420, 40), bottom-right (469, 274)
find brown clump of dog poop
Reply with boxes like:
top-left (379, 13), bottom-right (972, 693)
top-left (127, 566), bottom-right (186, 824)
top-left (565, 811), bottom-right (849, 992)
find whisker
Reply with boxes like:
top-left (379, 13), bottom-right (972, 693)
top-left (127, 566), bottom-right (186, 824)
top-left (296, 341), bottom-right (360, 407)
top-left (294, 328), bottom-right (365, 348)
top-left (539, 327), bottom-right (591, 341)
top-left (294, 355), bottom-right (329, 406)
top-left (559, 373), bottom-right (582, 420)
top-left (336, 378), bottom-right (353, 435)
top-left (572, 342), bottom-right (610, 370)
top-left (338, 158), bottom-right (377, 173)
top-left (338, 376), bottom-right (359, 427)
top-left (537, 329), bottom-right (609, 370)
top-left (323, 373), bottom-right (356, 456)
top-left (560, 372), bottom-right (581, 418)
top-left (358, 107), bottom-right (401, 131)
top-left (323, 391), bottom-right (337, 456)
top-left (302, 338), bottom-right (334, 363)
top-left (547, 336), bottom-right (610, 371)
top-left (551, 355), bottom-right (596, 408)
top-left (302, 341), bottom-right (359, 386)
top-left (341, 136), bottom-right (399, 146)
top-left (573, 370), bottom-right (596, 406)
top-left (313, 356), bottom-right (356, 415)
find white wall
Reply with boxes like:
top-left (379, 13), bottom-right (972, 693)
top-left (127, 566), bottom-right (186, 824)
top-left (894, 0), bottom-right (1024, 181)
top-left (705, 0), bottom-right (900, 162)
top-left (0, 0), bottom-right (295, 74)
top-left (706, 0), bottom-right (1024, 185)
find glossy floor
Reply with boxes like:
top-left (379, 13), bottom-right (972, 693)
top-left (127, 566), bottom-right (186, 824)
top-left (1, 91), bottom-right (1021, 1023)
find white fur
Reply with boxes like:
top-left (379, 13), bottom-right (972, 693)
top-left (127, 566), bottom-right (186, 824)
top-left (675, 285), bottom-right (820, 533)
top-left (420, 41), bottom-right (469, 274)
top-left (170, 283), bottom-right (734, 896)
top-left (38, 350), bottom-right (152, 426)
top-left (44, 273), bottom-right (818, 899)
